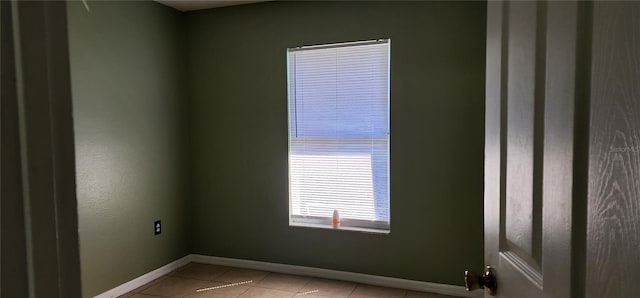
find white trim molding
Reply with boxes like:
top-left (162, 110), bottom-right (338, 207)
top-left (95, 254), bottom-right (482, 298)
top-left (94, 255), bottom-right (191, 298)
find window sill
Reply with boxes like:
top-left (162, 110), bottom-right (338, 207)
top-left (290, 222), bottom-right (390, 235)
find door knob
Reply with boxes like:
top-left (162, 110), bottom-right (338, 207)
top-left (464, 265), bottom-right (497, 295)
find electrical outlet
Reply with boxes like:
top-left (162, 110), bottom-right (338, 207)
top-left (154, 220), bottom-right (161, 235)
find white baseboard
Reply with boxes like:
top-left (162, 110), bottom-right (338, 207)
top-left (191, 254), bottom-right (482, 298)
top-left (95, 254), bottom-right (482, 298)
top-left (93, 255), bottom-right (191, 298)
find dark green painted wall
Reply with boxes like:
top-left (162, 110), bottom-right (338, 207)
top-left (187, 1), bottom-right (486, 285)
top-left (67, 1), bottom-right (190, 296)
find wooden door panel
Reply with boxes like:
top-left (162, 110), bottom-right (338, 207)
top-left (486, 1), bottom-right (579, 297)
top-left (540, 2), bottom-right (580, 297)
top-left (587, 2), bottom-right (640, 297)
top-left (504, 0), bottom-right (539, 264)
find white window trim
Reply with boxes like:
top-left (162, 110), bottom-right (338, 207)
top-left (286, 39), bottom-right (391, 234)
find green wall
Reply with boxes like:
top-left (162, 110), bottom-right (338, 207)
top-left (187, 1), bottom-right (486, 286)
top-left (67, 1), bottom-right (190, 296)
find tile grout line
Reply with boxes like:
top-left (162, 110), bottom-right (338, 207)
top-left (296, 273), bottom-right (313, 295)
top-left (130, 291), bottom-right (170, 298)
top-left (172, 264), bottom-right (267, 285)
top-left (347, 282), bottom-right (358, 297)
top-left (237, 282), bottom-right (252, 297)
top-left (247, 271), bottom-right (314, 296)
top-left (135, 276), bottom-right (170, 296)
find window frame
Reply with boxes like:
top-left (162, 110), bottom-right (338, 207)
top-left (286, 39), bottom-right (391, 234)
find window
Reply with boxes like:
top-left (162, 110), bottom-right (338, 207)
top-left (287, 39), bottom-right (390, 233)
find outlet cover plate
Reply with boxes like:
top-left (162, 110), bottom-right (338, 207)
top-left (154, 220), bottom-right (161, 235)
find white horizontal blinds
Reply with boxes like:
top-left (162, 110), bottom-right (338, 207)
top-left (288, 40), bottom-right (390, 227)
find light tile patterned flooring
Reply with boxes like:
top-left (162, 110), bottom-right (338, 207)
top-left (119, 263), bottom-right (461, 298)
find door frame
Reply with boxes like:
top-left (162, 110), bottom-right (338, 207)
top-left (2, 1), bottom-right (82, 297)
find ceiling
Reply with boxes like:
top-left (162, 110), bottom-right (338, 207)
top-left (155, 0), bottom-right (271, 12)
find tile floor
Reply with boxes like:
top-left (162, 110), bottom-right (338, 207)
top-left (119, 262), bottom-right (461, 298)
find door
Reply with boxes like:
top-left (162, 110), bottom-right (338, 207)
top-left (482, 1), bottom-right (586, 297)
